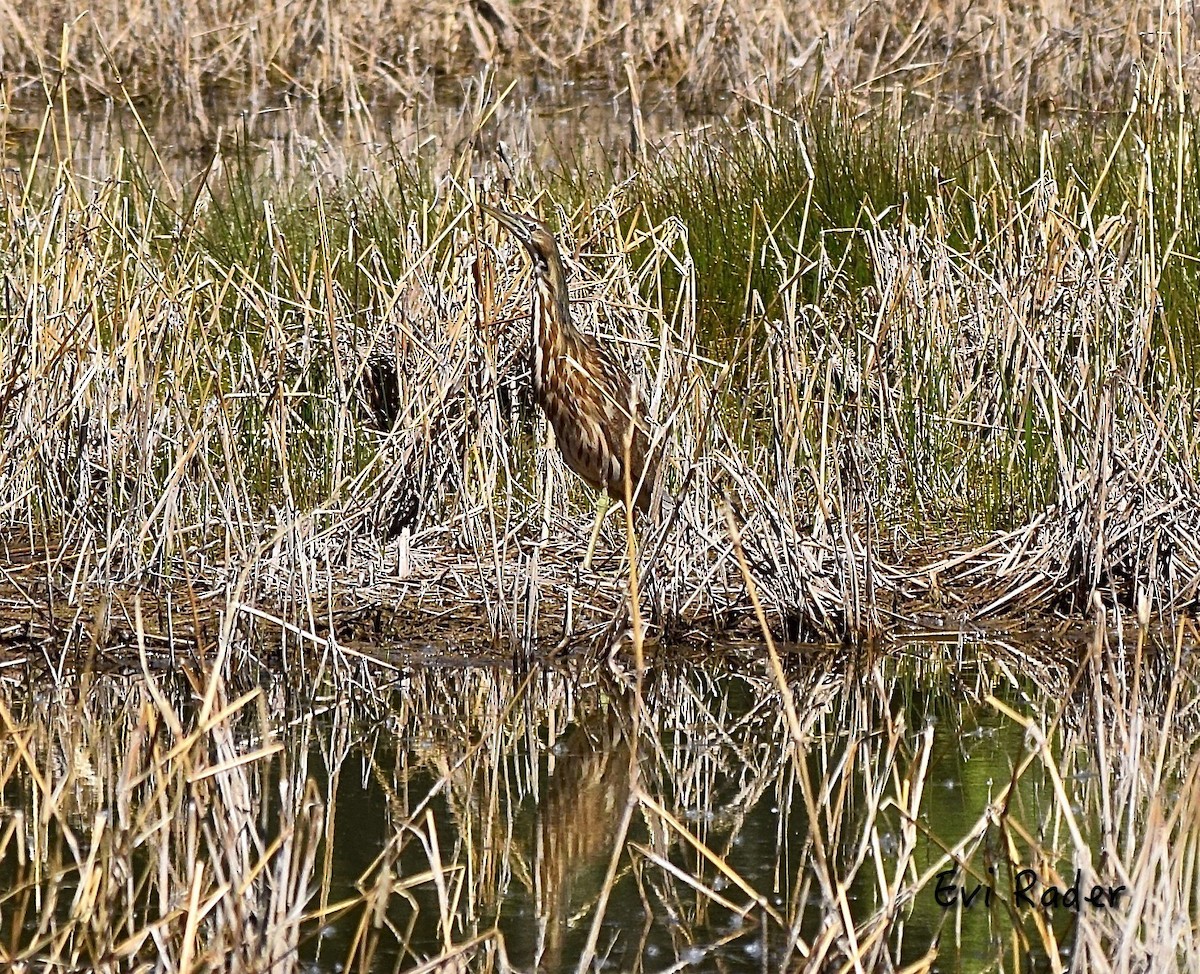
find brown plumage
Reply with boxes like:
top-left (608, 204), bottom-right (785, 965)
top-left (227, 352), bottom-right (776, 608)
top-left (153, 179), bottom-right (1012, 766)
top-left (483, 204), bottom-right (656, 513)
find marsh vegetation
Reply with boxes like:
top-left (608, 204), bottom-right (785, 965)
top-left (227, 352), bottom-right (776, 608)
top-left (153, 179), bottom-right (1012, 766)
top-left (1, 0), bottom-right (1200, 970)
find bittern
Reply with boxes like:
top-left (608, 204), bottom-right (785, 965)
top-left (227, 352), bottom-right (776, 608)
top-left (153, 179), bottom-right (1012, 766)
top-left (482, 204), bottom-right (656, 565)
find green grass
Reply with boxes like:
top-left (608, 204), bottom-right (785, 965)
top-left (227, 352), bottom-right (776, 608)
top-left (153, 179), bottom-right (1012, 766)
top-left (571, 99), bottom-right (1197, 531)
top-left (628, 100), bottom-right (1199, 364)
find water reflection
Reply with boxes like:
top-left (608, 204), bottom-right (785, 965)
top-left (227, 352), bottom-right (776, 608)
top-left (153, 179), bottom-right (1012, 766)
top-left (1, 83), bottom-right (710, 188)
top-left (0, 634), bottom-right (1192, 972)
top-left (535, 705), bottom-right (632, 971)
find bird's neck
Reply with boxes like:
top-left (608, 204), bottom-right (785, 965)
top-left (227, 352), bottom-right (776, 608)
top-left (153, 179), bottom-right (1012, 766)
top-left (532, 276), bottom-right (579, 391)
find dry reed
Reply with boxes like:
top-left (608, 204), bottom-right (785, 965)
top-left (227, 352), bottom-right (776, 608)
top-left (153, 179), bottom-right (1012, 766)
top-left (1, 0), bottom-right (1194, 129)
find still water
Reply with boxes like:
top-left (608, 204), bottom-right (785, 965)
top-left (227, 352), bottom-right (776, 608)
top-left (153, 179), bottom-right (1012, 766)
top-left (0, 633), bottom-right (1183, 972)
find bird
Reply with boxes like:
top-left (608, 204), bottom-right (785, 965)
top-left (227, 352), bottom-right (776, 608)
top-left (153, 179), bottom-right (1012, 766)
top-left (481, 203), bottom-right (657, 565)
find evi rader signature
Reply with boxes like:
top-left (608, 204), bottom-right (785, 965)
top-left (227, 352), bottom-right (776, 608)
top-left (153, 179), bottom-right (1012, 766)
top-left (935, 867), bottom-right (1128, 912)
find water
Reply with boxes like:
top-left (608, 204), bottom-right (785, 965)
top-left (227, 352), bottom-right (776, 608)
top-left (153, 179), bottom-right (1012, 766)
top-left (0, 80), bottom-right (714, 190)
top-left (3, 633), bottom-right (1166, 972)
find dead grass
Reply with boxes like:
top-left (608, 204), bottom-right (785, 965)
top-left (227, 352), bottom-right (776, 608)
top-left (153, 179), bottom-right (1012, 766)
top-left (0, 0), bottom-right (1195, 126)
top-left (2, 85), bottom-right (1200, 661)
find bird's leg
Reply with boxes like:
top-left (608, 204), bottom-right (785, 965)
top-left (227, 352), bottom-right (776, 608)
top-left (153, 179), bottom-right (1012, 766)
top-left (582, 493), bottom-right (613, 570)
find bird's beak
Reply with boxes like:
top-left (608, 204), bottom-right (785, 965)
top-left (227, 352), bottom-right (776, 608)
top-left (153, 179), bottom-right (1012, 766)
top-left (480, 202), bottom-right (532, 241)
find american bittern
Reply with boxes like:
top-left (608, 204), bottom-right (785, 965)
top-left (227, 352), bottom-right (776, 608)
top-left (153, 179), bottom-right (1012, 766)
top-left (482, 204), bottom-right (656, 564)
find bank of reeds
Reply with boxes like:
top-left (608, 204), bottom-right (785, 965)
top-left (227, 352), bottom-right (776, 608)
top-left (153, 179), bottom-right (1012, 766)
top-left (2, 91), bottom-right (1199, 659)
top-left (634, 100), bottom-right (1200, 628)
